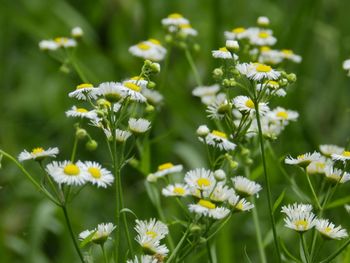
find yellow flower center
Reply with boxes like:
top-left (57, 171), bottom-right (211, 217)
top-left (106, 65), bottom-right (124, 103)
top-left (282, 49), bottom-right (293, 55)
top-left (131, 76), bottom-right (144, 80)
top-left (295, 220), bottom-right (308, 230)
top-left (63, 164), bottom-right (80, 176)
top-left (256, 64), bottom-right (272, 72)
top-left (245, 99), bottom-right (255, 109)
top-left (266, 80), bottom-right (279, 88)
top-left (342, 151), bottom-right (350, 157)
top-left (211, 130), bottom-right (227, 139)
top-left (258, 32), bottom-right (270, 39)
top-left (173, 187), bottom-right (185, 195)
top-left (236, 200), bottom-right (244, 210)
top-left (76, 108), bottom-right (88, 113)
top-left (179, 24), bottom-right (192, 29)
top-left (324, 227), bottom-right (332, 233)
top-left (168, 13), bottom-right (183, 19)
top-left (197, 178), bottom-right (211, 187)
top-left (260, 46), bottom-right (271, 52)
top-left (148, 38), bottom-right (161, 45)
top-left (88, 167), bottom-right (101, 179)
top-left (124, 82), bottom-right (141, 92)
top-left (276, 111), bottom-right (288, 119)
top-left (76, 83), bottom-right (93, 90)
top-left (31, 147), bottom-right (44, 154)
top-left (54, 37), bottom-right (68, 44)
top-left (297, 154), bottom-right (305, 159)
top-left (137, 43), bottom-right (151, 50)
top-left (219, 47), bottom-right (229, 52)
top-left (198, 199), bottom-right (216, 209)
top-left (158, 162), bottom-right (174, 171)
top-left (146, 230), bottom-right (158, 238)
top-left (232, 27), bottom-right (245, 34)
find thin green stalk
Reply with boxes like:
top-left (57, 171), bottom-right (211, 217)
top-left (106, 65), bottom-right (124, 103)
top-left (320, 237), bottom-right (350, 263)
top-left (300, 233), bottom-right (310, 263)
top-left (62, 205), bottom-right (85, 263)
top-left (303, 168), bottom-right (321, 209)
top-left (207, 240), bottom-right (214, 263)
top-left (254, 102), bottom-right (281, 263)
top-left (184, 47), bottom-right (202, 86)
top-left (70, 135), bottom-right (79, 163)
top-left (101, 244), bottom-right (108, 263)
top-left (252, 198), bottom-right (267, 263)
top-left (67, 49), bottom-right (89, 83)
top-left (159, 46), bottom-right (172, 92)
top-left (167, 227), bottom-right (190, 263)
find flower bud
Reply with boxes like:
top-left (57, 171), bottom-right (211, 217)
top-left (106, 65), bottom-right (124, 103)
top-left (76, 128), bottom-right (87, 139)
top-left (225, 40), bottom-right (239, 52)
top-left (196, 125), bottom-right (210, 137)
top-left (147, 173), bottom-right (157, 183)
top-left (71, 27), bottom-right (83, 38)
top-left (86, 140), bottom-right (98, 151)
top-left (213, 68), bottom-right (224, 79)
top-left (147, 81), bottom-right (156, 89)
top-left (287, 73), bottom-right (297, 83)
top-left (257, 16), bottom-right (270, 27)
top-left (214, 169), bottom-right (226, 181)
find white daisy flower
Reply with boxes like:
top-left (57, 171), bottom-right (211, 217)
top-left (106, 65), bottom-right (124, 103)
top-left (141, 88), bottom-right (163, 105)
top-left (122, 81), bottom-right (147, 102)
top-left (127, 255), bottom-right (158, 263)
top-left (188, 199), bottom-right (230, 219)
top-left (128, 118), bottom-right (151, 134)
top-left (206, 183), bottom-right (235, 202)
top-left (18, 147), bottom-right (59, 162)
top-left (343, 59), bottom-right (350, 76)
top-left (249, 29), bottom-right (277, 46)
top-left (232, 176), bottom-right (262, 197)
top-left (81, 161), bottom-right (114, 188)
top-left (162, 183), bottom-right (190, 197)
top-left (54, 37), bottom-right (77, 48)
top-left (151, 163), bottom-right (183, 179)
top-left (256, 80), bottom-right (286, 97)
top-left (185, 168), bottom-right (215, 192)
top-left (267, 107), bottom-right (299, 122)
top-left (224, 27), bottom-right (249, 40)
top-left (115, 129), bottom-right (132, 143)
top-left (179, 23), bottom-right (198, 36)
top-left (46, 161), bottom-right (88, 186)
top-left (212, 47), bottom-right (238, 60)
top-left (280, 49), bottom-right (302, 63)
top-left (257, 16), bottom-right (270, 26)
top-left (281, 203), bottom-right (316, 232)
top-left (129, 39), bottom-right (167, 62)
top-left (258, 47), bottom-right (284, 65)
top-left (306, 158), bottom-right (328, 175)
top-left (79, 222), bottom-right (116, 244)
top-left (125, 76), bottom-right (149, 89)
top-left (319, 144), bottom-right (344, 157)
top-left (206, 93), bottom-right (230, 119)
top-left (201, 130), bottom-right (236, 151)
top-left (97, 82), bottom-right (127, 103)
top-left (315, 219), bottom-right (348, 240)
top-left (324, 166), bottom-right (350, 184)
top-left (39, 40), bottom-right (59, 50)
top-left (65, 106), bottom-right (97, 119)
top-left (232, 95), bottom-right (269, 115)
top-left (68, 83), bottom-right (98, 100)
top-left (331, 150), bottom-right (350, 163)
top-left (236, 62), bottom-right (280, 81)
top-left (161, 13), bottom-right (189, 26)
top-left (229, 195), bottom-right (254, 212)
top-left (281, 203), bottom-right (313, 215)
top-left (285, 152), bottom-right (322, 167)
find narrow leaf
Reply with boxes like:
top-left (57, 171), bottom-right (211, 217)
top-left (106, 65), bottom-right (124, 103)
top-left (273, 190), bottom-right (285, 214)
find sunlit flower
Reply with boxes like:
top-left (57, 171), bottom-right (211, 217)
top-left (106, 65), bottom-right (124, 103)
top-left (315, 219), bottom-right (348, 240)
top-left (179, 23), bottom-right (198, 36)
top-left (257, 16), bottom-right (270, 26)
top-left (71, 27), bottom-right (83, 38)
top-left (69, 83), bottom-right (98, 100)
top-left (81, 161), bottom-right (114, 188)
top-left (185, 168), bottom-right (215, 192)
top-left (115, 129), bottom-right (132, 143)
top-left (46, 161), bottom-right (88, 186)
top-left (281, 203), bottom-right (316, 232)
top-left (285, 152), bottom-right (322, 167)
top-left (151, 163), bottom-right (183, 180)
top-left (129, 39), bottom-right (167, 62)
top-left (249, 29), bottom-right (277, 46)
top-left (162, 13), bottom-right (189, 26)
top-left (257, 47), bottom-right (283, 65)
top-left (306, 158), bottom-right (328, 175)
top-left (232, 95), bottom-right (269, 115)
top-left (206, 183), bottom-right (235, 202)
top-left (342, 59), bottom-right (350, 76)
top-left (201, 130), bottom-right (236, 151)
top-left (65, 106), bottom-right (97, 119)
top-left (192, 84), bottom-right (220, 105)
top-left (319, 144), bottom-right (344, 157)
top-left (324, 166), bottom-right (350, 184)
top-left (128, 118), bottom-right (151, 134)
top-left (206, 93), bottom-right (230, 119)
top-left (256, 80), bottom-right (286, 97)
top-left (196, 125), bottom-right (210, 137)
top-left (224, 27), bottom-right (249, 40)
top-left (232, 176), bottom-right (262, 197)
top-left (189, 199), bottom-right (230, 219)
top-left (54, 37), bottom-right (77, 48)
top-left (280, 49), bottom-right (302, 63)
top-left (18, 147), bottom-right (59, 162)
top-left (141, 88), bottom-right (163, 105)
top-left (79, 223), bottom-right (116, 244)
top-left (331, 150), bottom-right (350, 163)
top-left (122, 81), bottom-right (147, 102)
top-left (267, 107), bottom-right (299, 122)
top-left (212, 47), bottom-right (238, 60)
top-left (39, 40), bottom-right (59, 50)
top-left (229, 195), bottom-right (254, 212)
top-left (162, 183), bottom-right (190, 197)
top-left (236, 62), bottom-right (280, 81)
top-left (97, 82), bottom-right (126, 103)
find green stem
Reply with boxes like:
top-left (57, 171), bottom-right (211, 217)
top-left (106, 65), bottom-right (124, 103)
top-left (70, 134), bottom-right (79, 163)
top-left (303, 168), bottom-right (321, 210)
top-left (67, 49), bottom-right (89, 83)
top-left (300, 233), bottom-right (310, 263)
top-left (254, 102), bottom-right (281, 263)
top-left (320, 237), bottom-right (350, 263)
top-left (159, 46), bottom-right (172, 92)
top-left (111, 138), bottom-right (120, 262)
top-left (252, 198), bottom-right (267, 263)
top-left (207, 240), bottom-right (214, 263)
top-left (184, 47), bottom-right (202, 86)
top-left (167, 227), bottom-right (190, 263)
top-left (101, 244), bottom-right (108, 263)
top-left (62, 205), bottom-right (85, 263)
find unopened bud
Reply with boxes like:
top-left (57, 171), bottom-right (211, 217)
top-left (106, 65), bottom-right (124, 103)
top-left (257, 16), bottom-right (270, 27)
top-left (147, 173), bottom-right (157, 183)
top-left (86, 140), bottom-right (98, 151)
top-left (213, 68), bottom-right (224, 78)
top-left (147, 81), bottom-right (156, 89)
top-left (287, 73), bottom-right (297, 83)
top-left (226, 40), bottom-right (239, 52)
top-left (71, 27), bottom-right (83, 38)
top-left (214, 169), bottom-right (226, 181)
top-left (76, 128), bottom-right (87, 139)
top-left (196, 125), bottom-right (210, 137)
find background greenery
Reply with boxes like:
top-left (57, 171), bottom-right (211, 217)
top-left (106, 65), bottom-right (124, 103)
top-left (1, 0), bottom-right (350, 262)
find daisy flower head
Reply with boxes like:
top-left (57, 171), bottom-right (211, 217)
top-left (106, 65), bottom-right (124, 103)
top-left (285, 151), bottom-right (322, 168)
top-left (129, 39), bottom-right (167, 62)
top-left (319, 144), bottom-right (344, 157)
top-left (229, 195), bottom-right (254, 212)
top-left (125, 76), bottom-right (149, 89)
top-left (232, 176), bottom-right (262, 197)
top-left (81, 161), bottom-right (114, 188)
top-left (315, 219), bottom-right (348, 240)
top-left (280, 49), bottom-right (302, 63)
top-left (201, 130), bottom-right (236, 151)
top-left (46, 161), bottom-right (87, 186)
top-left (206, 93), bottom-right (231, 119)
top-left (115, 129), bottom-right (132, 143)
top-left (97, 82), bottom-right (126, 103)
top-left (122, 81), bottom-right (147, 102)
top-left (179, 23), bottom-right (198, 37)
top-left (54, 37), bottom-right (77, 48)
top-left (185, 168), bottom-right (215, 192)
top-left (161, 13), bottom-right (189, 26)
top-left (188, 199), bottom-right (230, 219)
top-left (267, 107), bottom-right (299, 122)
top-left (127, 255), bottom-right (158, 263)
top-left (162, 183), bottom-right (190, 197)
top-left (39, 40), bottom-right (59, 51)
top-left (224, 27), bottom-right (249, 40)
top-left (212, 47), bottom-right (238, 60)
top-left (151, 162), bottom-right (183, 180)
top-left (306, 158), bottom-right (328, 175)
top-left (65, 106), bottom-right (97, 120)
top-left (249, 29), bottom-right (277, 46)
top-left (281, 203), bottom-right (316, 232)
top-left (207, 183), bottom-right (235, 203)
top-left (232, 95), bottom-right (269, 116)
top-left (128, 118), bottom-right (151, 134)
top-left (257, 47), bottom-right (284, 65)
top-left (331, 150), bottom-right (350, 163)
top-left (71, 26), bottom-right (83, 38)
top-left (343, 59), bottom-right (350, 76)
top-left (236, 62), bottom-right (280, 81)
top-left (79, 222), bottom-right (116, 245)
top-left (69, 83), bottom-right (98, 100)
top-left (256, 80), bottom-right (287, 97)
top-left (18, 147), bottom-right (59, 162)
top-left (324, 166), bottom-right (350, 184)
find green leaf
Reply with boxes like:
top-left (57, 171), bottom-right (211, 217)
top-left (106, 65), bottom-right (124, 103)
top-left (273, 189), bottom-right (286, 214)
top-left (120, 208), bottom-right (138, 219)
top-left (79, 230), bottom-right (97, 248)
top-left (326, 196), bottom-right (350, 210)
top-left (0, 153), bottom-right (3, 169)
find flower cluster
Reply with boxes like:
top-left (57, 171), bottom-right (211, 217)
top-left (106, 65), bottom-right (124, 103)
top-left (38, 27), bottom-right (83, 51)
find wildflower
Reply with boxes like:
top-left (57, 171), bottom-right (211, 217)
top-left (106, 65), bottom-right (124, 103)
top-left (79, 223), bottom-right (116, 245)
top-left (206, 93), bottom-right (230, 119)
top-left (207, 183), bottom-right (235, 202)
top-left (127, 255), bottom-right (158, 263)
top-left (115, 129), bottom-right (132, 143)
top-left (196, 125), bottom-right (210, 137)
top-left (281, 203), bottom-right (316, 232)
top-left (232, 95), bottom-right (269, 115)
top-left (226, 40), bottom-right (239, 51)
top-left (280, 49), bottom-right (302, 63)
top-left (232, 176), bottom-right (262, 197)
top-left (141, 88), bottom-right (163, 105)
top-left (192, 84), bottom-right (220, 105)
top-left (201, 130), bottom-right (236, 151)
top-left (151, 162), bottom-right (183, 180)
top-left (188, 199), bottom-right (230, 219)
top-left (331, 150), bottom-right (350, 163)
top-left (71, 27), bottom-right (83, 38)
top-left (319, 144), bottom-right (344, 157)
top-left (212, 47), bottom-right (237, 60)
top-left (65, 106), bottom-right (97, 120)
top-left (122, 81), bottom-right (147, 102)
top-left (38, 40), bottom-right (59, 51)
top-left (324, 166), bottom-right (350, 184)
top-left (236, 62), bottom-right (280, 81)
top-left (257, 16), bottom-right (270, 27)
top-left (129, 39), bottom-right (167, 62)
top-left (97, 82), bottom-right (126, 103)
top-left (267, 107), bottom-right (299, 122)
top-left (162, 13), bottom-right (189, 26)
top-left (185, 168), bottom-right (215, 192)
top-left (224, 27), bottom-right (249, 40)
top-left (46, 161), bottom-right (88, 186)
top-left (343, 59), bottom-right (350, 76)
top-left (18, 147), bottom-right (59, 162)
top-left (285, 152), bottom-right (322, 167)
top-left (68, 83), bottom-right (98, 100)
top-left (128, 118), bottom-right (151, 134)
top-left (257, 47), bottom-right (283, 65)
top-left (81, 161), bottom-right (114, 188)
top-left (179, 23), bottom-right (198, 37)
top-left (54, 37), bottom-right (77, 48)
top-left (256, 80), bottom-right (286, 97)
top-left (306, 158), bottom-right (328, 175)
top-left (162, 183), bottom-right (190, 197)
top-left (229, 195), bottom-right (254, 212)
top-left (315, 219), bottom-right (348, 240)
top-left (249, 29), bottom-right (277, 46)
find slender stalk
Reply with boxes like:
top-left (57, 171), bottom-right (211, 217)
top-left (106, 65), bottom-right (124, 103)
top-left (320, 237), bottom-right (350, 263)
top-left (159, 46), bottom-right (172, 92)
top-left (67, 49), bottom-right (89, 83)
top-left (70, 134), bottom-right (79, 163)
top-left (184, 47), bottom-right (202, 86)
top-left (62, 205), bottom-right (85, 263)
top-left (300, 233), bottom-right (310, 263)
top-left (252, 198), bottom-right (267, 263)
top-left (303, 168), bottom-right (321, 209)
top-left (207, 240), bottom-right (214, 263)
top-left (254, 102), bottom-right (281, 262)
top-left (101, 244), bottom-right (108, 263)
top-left (167, 227), bottom-right (190, 263)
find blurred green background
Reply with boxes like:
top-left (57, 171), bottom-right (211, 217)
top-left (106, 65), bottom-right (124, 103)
top-left (1, 0), bottom-right (350, 262)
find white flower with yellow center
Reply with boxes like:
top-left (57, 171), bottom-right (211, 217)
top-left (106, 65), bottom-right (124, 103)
top-left (125, 76), bottom-right (149, 89)
top-left (39, 40), bottom-right (59, 50)
top-left (206, 93), bottom-right (230, 119)
top-left (127, 255), bottom-right (158, 263)
top-left (212, 47), bottom-right (238, 60)
top-left (331, 150), bottom-right (350, 163)
top-left (79, 223), bottom-right (116, 245)
top-left (46, 161), bottom-right (87, 186)
top-left (128, 118), bottom-right (151, 134)
top-left (151, 163), bottom-right (183, 179)
top-left (229, 195), bottom-right (254, 212)
top-left (115, 129), bottom-right (132, 143)
top-left (285, 152), bottom-right (322, 167)
top-left (129, 39), bottom-right (167, 62)
top-left (256, 80), bottom-right (286, 97)
top-left (141, 88), bottom-right (163, 105)
top-left (324, 166), bottom-right (350, 184)
top-left (54, 37), bottom-right (77, 48)
top-left (202, 130), bottom-right (236, 151)
top-left (65, 106), bottom-right (97, 119)
top-left (315, 219), bottom-right (348, 240)
top-left (281, 203), bottom-right (316, 232)
top-left (185, 168), bottom-right (215, 192)
top-left (258, 47), bottom-right (283, 65)
top-left (319, 144), bottom-right (344, 157)
top-left (224, 27), bottom-right (249, 40)
top-left (162, 183), bottom-right (189, 197)
top-left (97, 82), bottom-right (127, 103)
top-left (232, 176), bottom-right (262, 197)
top-left (343, 59), bottom-right (350, 76)
top-left (280, 49), bottom-right (302, 63)
top-left (69, 83), bottom-right (98, 100)
top-left (306, 158), bottom-right (328, 175)
top-left (179, 23), bottom-right (198, 36)
top-left (249, 29), bottom-right (277, 46)
top-left (206, 183), bottom-right (235, 203)
top-left (267, 107), bottom-right (299, 122)
top-left (161, 13), bottom-right (189, 26)
top-left (257, 16), bottom-right (270, 26)
top-left (188, 199), bottom-right (230, 219)
top-left (18, 147), bottom-right (59, 162)
top-left (232, 95), bottom-right (269, 115)
top-left (81, 161), bottom-right (114, 188)
top-left (236, 62), bottom-right (280, 81)
top-left (122, 81), bottom-right (147, 102)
